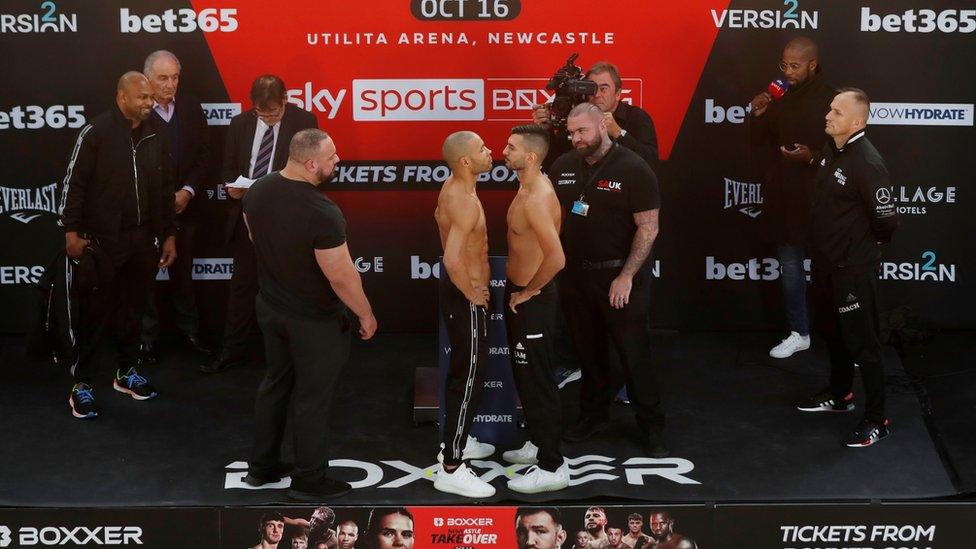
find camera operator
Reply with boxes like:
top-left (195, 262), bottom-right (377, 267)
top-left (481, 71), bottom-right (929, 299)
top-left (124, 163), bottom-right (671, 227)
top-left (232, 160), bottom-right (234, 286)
top-left (534, 61), bottom-right (658, 174)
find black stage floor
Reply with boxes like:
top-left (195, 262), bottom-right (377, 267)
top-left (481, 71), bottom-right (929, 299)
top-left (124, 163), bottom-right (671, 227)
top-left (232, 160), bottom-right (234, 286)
top-left (0, 331), bottom-right (970, 507)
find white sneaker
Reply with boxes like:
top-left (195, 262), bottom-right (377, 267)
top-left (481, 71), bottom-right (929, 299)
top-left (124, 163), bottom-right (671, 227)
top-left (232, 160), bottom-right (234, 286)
top-left (502, 441), bottom-right (539, 464)
top-left (437, 436), bottom-right (495, 463)
top-left (434, 463), bottom-right (496, 498)
top-left (507, 464), bottom-right (570, 494)
top-left (769, 331), bottom-right (811, 358)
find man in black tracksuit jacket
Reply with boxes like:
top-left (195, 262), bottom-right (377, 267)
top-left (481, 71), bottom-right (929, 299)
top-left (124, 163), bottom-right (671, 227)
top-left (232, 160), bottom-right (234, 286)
top-left (59, 72), bottom-right (176, 418)
top-left (796, 88), bottom-right (899, 448)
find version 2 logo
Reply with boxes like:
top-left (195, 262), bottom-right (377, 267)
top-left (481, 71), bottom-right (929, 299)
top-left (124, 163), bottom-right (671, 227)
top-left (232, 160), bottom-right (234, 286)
top-left (0, 1), bottom-right (78, 33)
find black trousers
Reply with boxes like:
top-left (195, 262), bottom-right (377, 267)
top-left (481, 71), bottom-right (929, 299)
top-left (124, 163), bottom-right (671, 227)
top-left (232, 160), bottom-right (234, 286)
top-left (221, 216), bottom-right (259, 359)
top-left (809, 265), bottom-right (886, 423)
top-left (73, 226), bottom-right (157, 383)
top-left (505, 280), bottom-right (563, 472)
top-left (251, 295), bottom-right (350, 483)
top-left (142, 220), bottom-right (200, 343)
top-left (439, 275), bottom-right (488, 467)
top-left (559, 267), bottom-right (665, 433)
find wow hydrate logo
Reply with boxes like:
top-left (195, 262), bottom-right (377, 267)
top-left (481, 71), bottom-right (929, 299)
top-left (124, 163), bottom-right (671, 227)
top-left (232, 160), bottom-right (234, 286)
top-left (870, 103), bottom-right (974, 126)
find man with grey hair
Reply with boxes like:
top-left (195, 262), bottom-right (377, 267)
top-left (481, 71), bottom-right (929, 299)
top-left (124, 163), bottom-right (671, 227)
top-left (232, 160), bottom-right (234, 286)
top-left (138, 49), bottom-right (213, 365)
top-left (241, 128), bottom-right (376, 500)
top-left (552, 103), bottom-right (667, 458)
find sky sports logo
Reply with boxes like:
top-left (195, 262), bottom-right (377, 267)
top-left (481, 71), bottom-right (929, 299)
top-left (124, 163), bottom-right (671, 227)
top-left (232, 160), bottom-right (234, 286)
top-left (869, 103), bottom-right (973, 126)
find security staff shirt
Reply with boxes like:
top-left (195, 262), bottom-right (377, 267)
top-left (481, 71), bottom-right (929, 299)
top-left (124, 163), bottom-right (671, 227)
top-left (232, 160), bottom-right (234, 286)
top-left (243, 173), bottom-right (347, 319)
top-left (551, 144), bottom-right (660, 263)
top-left (810, 130), bottom-right (898, 272)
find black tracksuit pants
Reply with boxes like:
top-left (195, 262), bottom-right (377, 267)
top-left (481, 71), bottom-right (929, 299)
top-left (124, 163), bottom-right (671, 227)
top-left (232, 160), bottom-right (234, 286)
top-left (809, 265), bottom-right (886, 423)
top-left (505, 280), bottom-right (563, 472)
top-left (559, 267), bottom-right (665, 434)
top-left (251, 295), bottom-right (350, 483)
top-left (439, 275), bottom-right (488, 467)
top-left (73, 226), bottom-right (158, 383)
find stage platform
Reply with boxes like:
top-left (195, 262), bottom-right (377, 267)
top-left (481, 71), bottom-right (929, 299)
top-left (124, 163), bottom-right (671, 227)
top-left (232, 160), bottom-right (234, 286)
top-left (1, 330), bottom-right (970, 509)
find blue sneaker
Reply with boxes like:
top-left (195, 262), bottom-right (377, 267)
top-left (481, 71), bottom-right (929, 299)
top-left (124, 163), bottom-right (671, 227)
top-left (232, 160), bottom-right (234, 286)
top-left (554, 367), bottom-right (582, 389)
top-left (113, 367), bottom-right (158, 400)
top-left (69, 382), bottom-right (98, 419)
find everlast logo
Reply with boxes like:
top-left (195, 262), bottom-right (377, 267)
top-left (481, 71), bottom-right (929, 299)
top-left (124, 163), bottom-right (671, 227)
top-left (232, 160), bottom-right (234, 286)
top-left (0, 183), bottom-right (58, 223)
top-left (723, 177), bottom-right (763, 218)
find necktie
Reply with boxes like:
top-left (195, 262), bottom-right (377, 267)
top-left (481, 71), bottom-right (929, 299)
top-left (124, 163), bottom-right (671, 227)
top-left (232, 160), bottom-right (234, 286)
top-left (252, 124), bottom-right (275, 178)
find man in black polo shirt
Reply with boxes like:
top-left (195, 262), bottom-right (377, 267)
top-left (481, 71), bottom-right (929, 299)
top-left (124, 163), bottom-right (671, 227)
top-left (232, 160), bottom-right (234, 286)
top-left (241, 128), bottom-right (377, 499)
top-left (552, 103), bottom-right (667, 457)
top-left (797, 88), bottom-right (898, 448)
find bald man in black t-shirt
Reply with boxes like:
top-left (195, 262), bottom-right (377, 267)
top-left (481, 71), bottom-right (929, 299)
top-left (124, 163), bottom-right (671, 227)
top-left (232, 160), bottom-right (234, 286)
top-left (242, 128), bottom-right (376, 502)
top-left (552, 103), bottom-right (667, 458)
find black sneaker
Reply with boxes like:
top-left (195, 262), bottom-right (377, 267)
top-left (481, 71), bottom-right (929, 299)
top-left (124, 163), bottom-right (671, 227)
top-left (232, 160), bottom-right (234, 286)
top-left (563, 416), bottom-right (609, 442)
top-left (844, 418), bottom-right (891, 448)
top-left (643, 429), bottom-right (669, 458)
top-left (243, 463), bottom-right (293, 487)
top-left (288, 477), bottom-right (352, 501)
top-left (139, 341), bottom-right (158, 365)
top-left (113, 367), bottom-right (158, 400)
top-left (69, 382), bottom-right (98, 419)
top-left (796, 390), bottom-right (854, 413)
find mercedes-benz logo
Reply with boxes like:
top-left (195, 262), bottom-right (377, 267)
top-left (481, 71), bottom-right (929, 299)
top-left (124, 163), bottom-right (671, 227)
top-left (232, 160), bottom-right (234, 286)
top-left (876, 187), bottom-right (892, 204)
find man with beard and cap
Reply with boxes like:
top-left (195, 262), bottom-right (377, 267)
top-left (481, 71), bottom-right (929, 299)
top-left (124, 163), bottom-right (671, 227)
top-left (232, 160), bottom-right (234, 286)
top-left (240, 129), bottom-right (377, 500)
top-left (645, 512), bottom-right (696, 549)
top-left (749, 37), bottom-right (837, 360)
top-left (432, 131), bottom-right (497, 499)
top-left (60, 71), bottom-right (176, 418)
top-left (552, 103), bottom-right (667, 457)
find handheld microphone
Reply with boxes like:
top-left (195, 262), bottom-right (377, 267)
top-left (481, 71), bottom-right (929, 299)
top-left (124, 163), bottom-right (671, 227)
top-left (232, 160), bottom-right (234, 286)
top-left (767, 78), bottom-right (790, 100)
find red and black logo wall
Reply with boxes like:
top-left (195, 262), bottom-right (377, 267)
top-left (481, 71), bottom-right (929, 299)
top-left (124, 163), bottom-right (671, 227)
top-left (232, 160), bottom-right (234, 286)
top-left (1, 0), bottom-right (973, 334)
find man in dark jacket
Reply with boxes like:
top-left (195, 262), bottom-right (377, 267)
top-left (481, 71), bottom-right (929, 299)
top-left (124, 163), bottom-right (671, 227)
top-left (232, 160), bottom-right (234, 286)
top-left (59, 71), bottom-right (177, 418)
top-left (139, 50), bottom-right (212, 364)
top-left (796, 88), bottom-right (899, 448)
top-left (200, 75), bottom-right (318, 373)
top-left (749, 37), bottom-right (837, 360)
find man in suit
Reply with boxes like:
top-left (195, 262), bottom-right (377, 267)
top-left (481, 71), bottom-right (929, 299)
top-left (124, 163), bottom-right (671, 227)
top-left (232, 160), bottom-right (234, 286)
top-left (201, 74), bottom-right (318, 373)
top-left (139, 50), bottom-right (213, 365)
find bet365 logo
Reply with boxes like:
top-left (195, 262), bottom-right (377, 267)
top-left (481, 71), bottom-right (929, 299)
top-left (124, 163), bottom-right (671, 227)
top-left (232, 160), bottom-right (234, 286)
top-left (119, 8), bottom-right (238, 33)
top-left (0, 525), bottom-right (11, 548)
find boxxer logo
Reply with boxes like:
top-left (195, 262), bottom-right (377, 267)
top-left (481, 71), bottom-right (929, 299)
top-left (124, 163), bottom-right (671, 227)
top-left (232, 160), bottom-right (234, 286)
top-left (119, 8), bottom-right (238, 33)
top-left (224, 455), bottom-right (700, 491)
top-left (5, 525), bottom-right (143, 546)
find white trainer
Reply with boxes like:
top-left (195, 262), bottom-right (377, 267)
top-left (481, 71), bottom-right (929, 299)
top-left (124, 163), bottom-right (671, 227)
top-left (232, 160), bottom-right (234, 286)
top-left (437, 436), bottom-right (495, 463)
top-left (502, 441), bottom-right (539, 464)
top-left (769, 331), bottom-right (811, 358)
top-left (507, 464), bottom-right (570, 494)
top-left (434, 463), bottom-right (496, 498)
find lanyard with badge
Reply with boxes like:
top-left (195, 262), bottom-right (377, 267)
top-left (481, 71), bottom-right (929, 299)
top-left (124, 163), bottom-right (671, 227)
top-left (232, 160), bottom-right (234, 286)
top-left (571, 144), bottom-right (618, 217)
